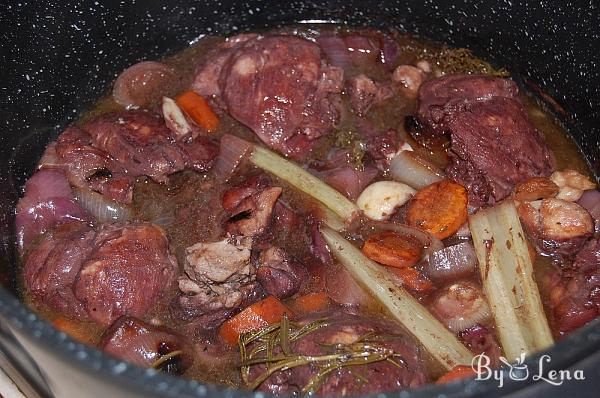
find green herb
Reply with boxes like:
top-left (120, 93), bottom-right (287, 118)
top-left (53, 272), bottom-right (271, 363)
top-left (334, 130), bottom-right (358, 148)
top-left (426, 47), bottom-right (509, 77)
top-left (238, 318), bottom-right (405, 396)
top-left (332, 130), bottom-right (366, 170)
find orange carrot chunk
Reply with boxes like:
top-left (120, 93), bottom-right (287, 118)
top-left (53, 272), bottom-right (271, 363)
top-left (388, 266), bottom-right (434, 294)
top-left (406, 180), bottom-right (468, 239)
top-left (219, 296), bottom-right (293, 345)
top-left (362, 231), bottom-right (423, 269)
top-left (290, 292), bottom-right (330, 314)
top-left (436, 365), bottom-right (478, 384)
top-left (175, 91), bottom-right (220, 132)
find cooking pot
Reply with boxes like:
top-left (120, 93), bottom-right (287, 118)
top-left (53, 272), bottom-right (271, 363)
top-left (1, 0), bottom-right (599, 397)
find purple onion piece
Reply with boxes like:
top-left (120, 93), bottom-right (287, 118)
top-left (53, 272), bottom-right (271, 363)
top-left (425, 242), bottom-right (478, 283)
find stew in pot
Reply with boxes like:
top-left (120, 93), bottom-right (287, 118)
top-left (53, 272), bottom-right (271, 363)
top-left (15, 25), bottom-right (600, 396)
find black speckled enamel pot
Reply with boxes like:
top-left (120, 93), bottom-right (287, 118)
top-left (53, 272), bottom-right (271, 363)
top-left (1, 1), bottom-right (599, 397)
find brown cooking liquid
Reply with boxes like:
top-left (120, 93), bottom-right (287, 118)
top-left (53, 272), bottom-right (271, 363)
top-left (20, 25), bottom-right (595, 388)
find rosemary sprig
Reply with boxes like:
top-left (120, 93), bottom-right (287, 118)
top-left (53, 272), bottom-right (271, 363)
top-left (151, 350), bottom-right (183, 370)
top-left (238, 318), bottom-right (405, 395)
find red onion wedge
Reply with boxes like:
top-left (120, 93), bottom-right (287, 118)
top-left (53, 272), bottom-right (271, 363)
top-left (389, 150), bottom-right (444, 190)
top-left (316, 36), bottom-right (351, 69)
top-left (380, 34), bottom-right (399, 69)
top-left (578, 189), bottom-right (600, 233)
top-left (112, 61), bottom-right (175, 108)
top-left (37, 142), bottom-right (64, 170)
top-left (325, 263), bottom-right (371, 308)
top-left (15, 170), bottom-right (89, 251)
top-left (73, 187), bottom-right (134, 224)
top-left (429, 281), bottom-right (491, 333)
top-left (213, 134), bottom-right (253, 180)
top-left (20, 169), bottom-right (72, 201)
top-left (425, 242), bottom-right (478, 283)
top-left (322, 165), bottom-right (378, 201)
top-left (16, 198), bottom-right (89, 252)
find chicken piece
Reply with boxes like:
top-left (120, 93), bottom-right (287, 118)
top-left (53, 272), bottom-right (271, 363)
top-left (225, 187), bottom-right (283, 237)
top-left (175, 237), bottom-right (262, 328)
top-left (183, 237), bottom-right (252, 284)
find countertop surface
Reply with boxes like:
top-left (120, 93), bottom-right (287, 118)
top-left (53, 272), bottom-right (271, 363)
top-left (0, 367), bottom-right (26, 398)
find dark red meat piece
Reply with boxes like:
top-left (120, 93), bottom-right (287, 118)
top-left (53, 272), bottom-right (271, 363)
top-left (445, 97), bottom-right (555, 206)
top-left (23, 221), bottom-right (178, 325)
top-left (194, 35), bottom-right (343, 158)
top-left (100, 316), bottom-right (192, 374)
top-left (54, 110), bottom-right (218, 204)
top-left (346, 74), bottom-right (393, 116)
top-left (223, 175), bottom-right (282, 237)
top-left (365, 128), bottom-right (400, 171)
top-left (74, 223), bottom-right (177, 325)
top-left (85, 110), bottom-right (217, 183)
top-left (256, 246), bottom-right (308, 299)
top-left (416, 75), bottom-right (555, 206)
top-left (459, 324), bottom-right (502, 367)
top-left (23, 222), bottom-right (94, 317)
top-left (541, 239), bottom-right (600, 337)
top-left (221, 174), bottom-right (270, 211)
top-left (173, 280), bottom-right (263, 330)
top-left (55, 126), bottom-right (135, 203)
top-left (191, 33), bottom-right (258, 101)
top-left (417, 74), bottom-right (518, 136)
top-left (252, 312), bottom-right (427, 396)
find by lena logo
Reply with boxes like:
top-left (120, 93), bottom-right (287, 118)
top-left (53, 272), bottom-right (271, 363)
top-left (471, 353), bottom-right (585, 388)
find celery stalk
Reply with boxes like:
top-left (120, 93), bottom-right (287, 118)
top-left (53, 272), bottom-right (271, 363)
top-left (250, 145), bottom-right (359, 224)
top-left (321, 226), bottom-right (474, 371)
top-left (468, 200), bottom-right (553, 361)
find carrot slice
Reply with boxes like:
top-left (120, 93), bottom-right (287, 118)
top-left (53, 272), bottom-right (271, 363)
top-left (388, 267), bottom-right (434, 294)
top-left (219, 296), bottom-right (293, 345)
top-left (175, 91), bottom-right (220, 132)
top-left (406, 180), bottom-right (468, 239)
top-left (52, 317), bottom-right (94, 345)
top-left (436, 365), bottom-right (478, 384)
top-left (290, 292), bottom-right (330, 314)
top-left (362, 231), bottom-right (423, 269)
